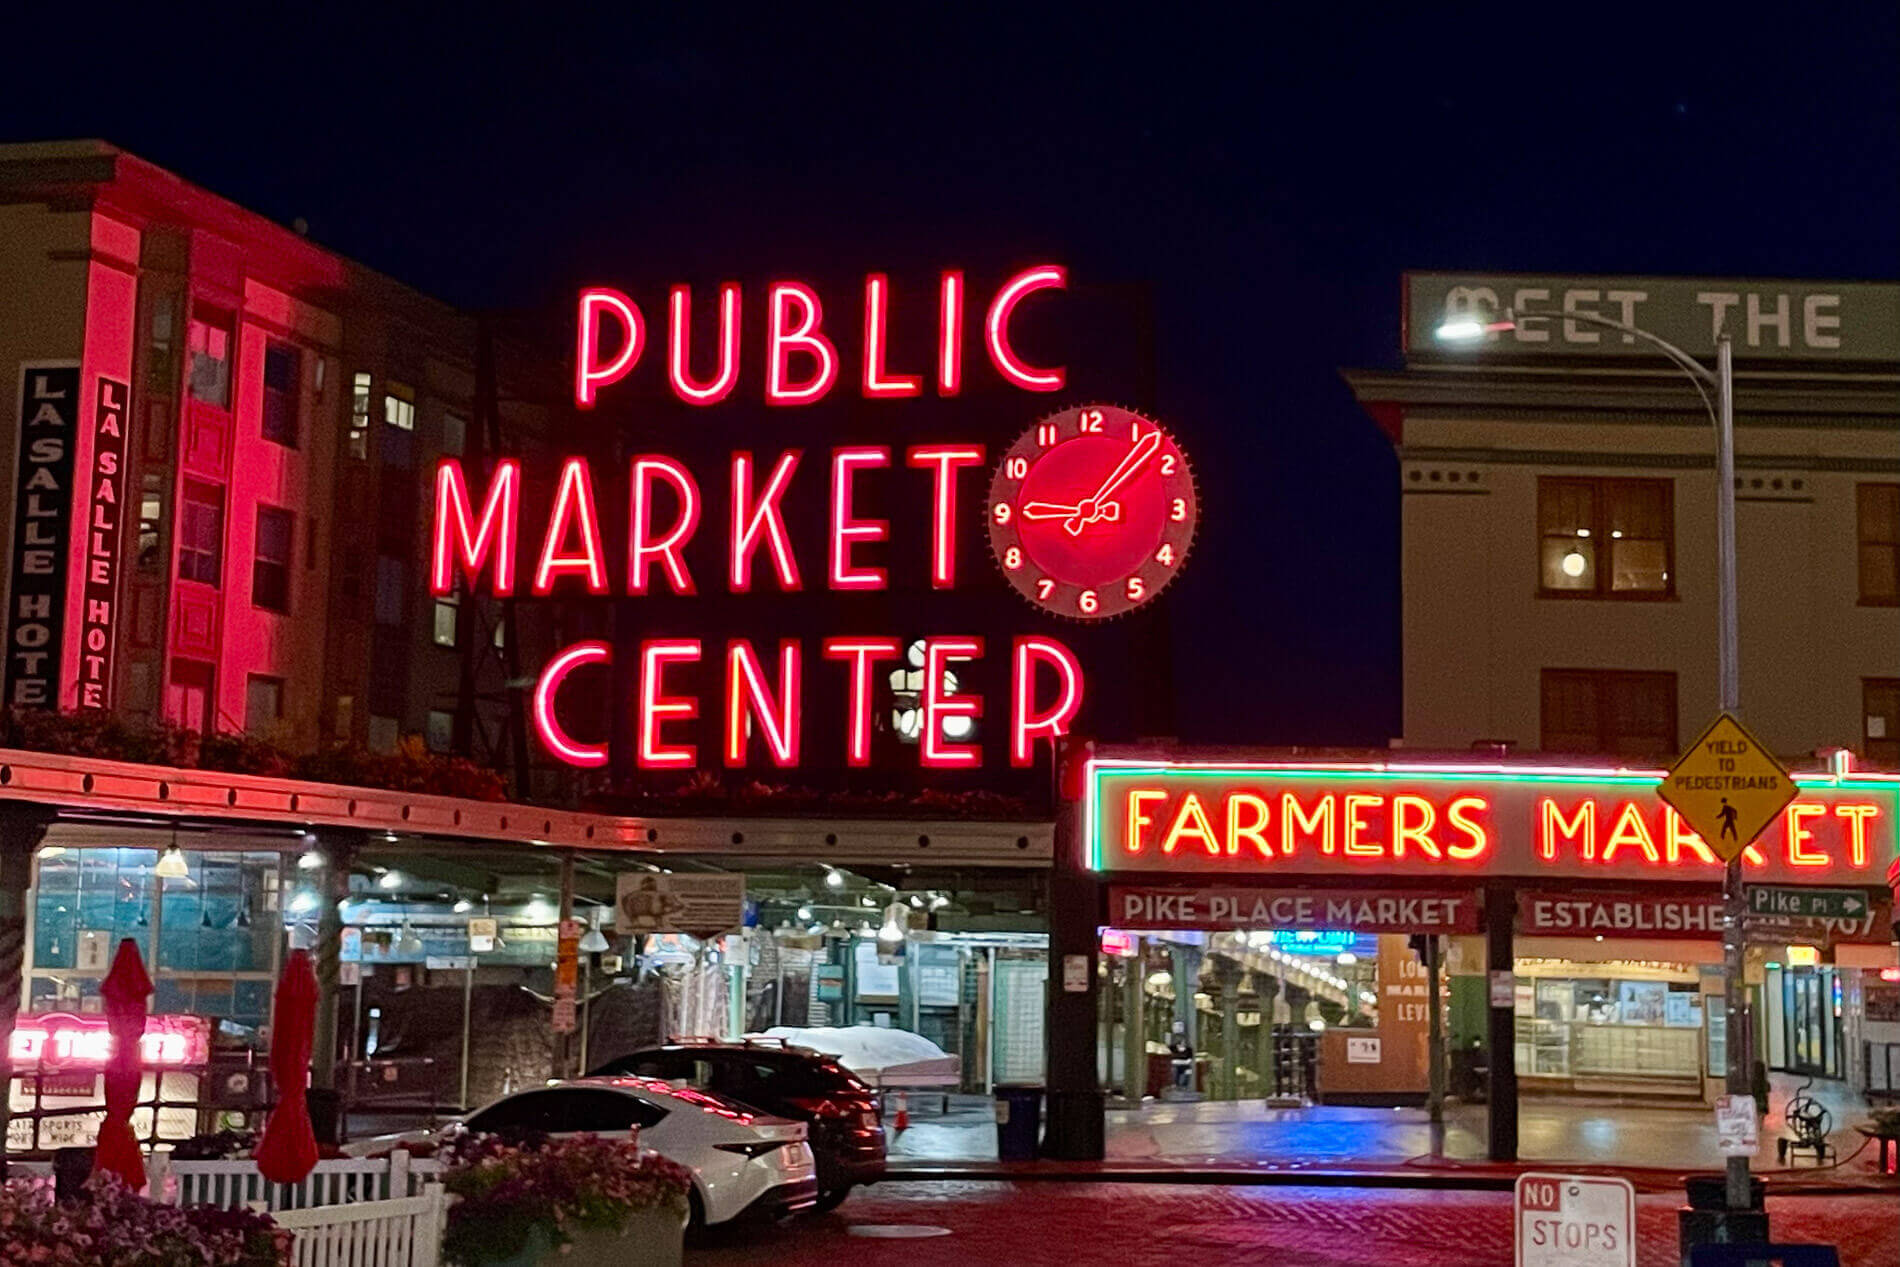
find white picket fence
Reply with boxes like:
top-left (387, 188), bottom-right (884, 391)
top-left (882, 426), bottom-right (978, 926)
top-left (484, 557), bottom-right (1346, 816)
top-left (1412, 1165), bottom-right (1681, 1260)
top-left (273, 1186), bottom-right (445, 1267)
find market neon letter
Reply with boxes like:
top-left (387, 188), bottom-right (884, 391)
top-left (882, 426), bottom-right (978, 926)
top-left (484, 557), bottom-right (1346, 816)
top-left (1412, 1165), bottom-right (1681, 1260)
top-left (1835, 803), bottom-right (1878, 867)
top-left (1446, 796), bottom-right (1491, 860)
top-left (765, 282), bottom-right (838, 404)
top-left (431, 458), bottom-right (518, 596)
top-left (920, 637), bottom-right (983, 767)
top-left (1540, 799), bottom-right (1596, 861)
top-left (1601, 801), bottom-right (1660, 864)
top-left (1126, 789), bottom-right (1167, 855)
top-left (1282, 794), bottom-right (1335, 857)
top-left (729, 451), bottom-right (803, 591)
top-left (532, 641), bottom-right (610, 768)
top-left (1010, 635), bottom-right (1083, 766)
top-left (533, 458), bottom-right (608, 595)
top-left (1391, 795), bottom-right (1441, 859)
top-left (1342, 794), bottom-right (1385, 858)
top-left (938, 270), bottom-right (964, 395)
top-left (668, 283), bottom-right (741, 404)
top-left (575, 288), bottom-right (644, 407)
top-left (628, 455), bottom-right (700, 595)
top-left (1163, 794), bottom-right (1220, 855)
top-left (822, 637), bottom-right (901, 767)
top-left (1226, 794), bottom-right (1272, 858)
top-left (638, 639), bottom-right (701, 768)
top-left (907, 444), bottom-right (984, 588)
top-left (1784, 802), bottom-right (1830, 866)
top-left (829, 447), bottom-right (890, 589)
top-left (725, 639), bottom-right (801, 767)
top-left (1665, 809), bottom-right (1717, 864)
top-left (862, 275), bottom-right (922, 398)
top-left (985, 265), bottom-right (1067, 391)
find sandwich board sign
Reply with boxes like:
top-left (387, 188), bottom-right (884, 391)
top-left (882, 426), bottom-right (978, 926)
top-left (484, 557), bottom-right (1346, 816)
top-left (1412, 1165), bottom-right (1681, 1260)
top-left (1658, 713), bottom-right (1796, 862)
top-left (1515, 1172), bottom-right (1635, 1267)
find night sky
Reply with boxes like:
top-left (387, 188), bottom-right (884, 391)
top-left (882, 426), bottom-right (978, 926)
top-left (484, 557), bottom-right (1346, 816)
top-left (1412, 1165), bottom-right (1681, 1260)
top-left (9, 8), bottom-right (1897, 749)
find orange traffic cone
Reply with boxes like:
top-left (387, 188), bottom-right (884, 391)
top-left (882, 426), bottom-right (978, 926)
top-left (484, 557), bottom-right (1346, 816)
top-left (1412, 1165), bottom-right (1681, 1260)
top-left (892, 1091), bottom-right (910, 1132)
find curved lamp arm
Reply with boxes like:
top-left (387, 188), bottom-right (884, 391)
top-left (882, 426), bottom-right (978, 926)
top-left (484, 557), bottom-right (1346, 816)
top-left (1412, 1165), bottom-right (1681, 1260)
top-left (1505, 306), bottom-right (1722, 425)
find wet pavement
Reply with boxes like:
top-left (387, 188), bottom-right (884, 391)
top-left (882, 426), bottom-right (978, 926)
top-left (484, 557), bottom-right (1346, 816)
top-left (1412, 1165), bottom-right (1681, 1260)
top-left (687, 1181), bottom-right (1900, 1266)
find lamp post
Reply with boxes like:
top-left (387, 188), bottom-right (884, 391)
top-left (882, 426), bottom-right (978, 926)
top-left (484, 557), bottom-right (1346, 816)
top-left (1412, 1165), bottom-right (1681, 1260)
top-left (1440, 307), bottom-right (1751, 1212)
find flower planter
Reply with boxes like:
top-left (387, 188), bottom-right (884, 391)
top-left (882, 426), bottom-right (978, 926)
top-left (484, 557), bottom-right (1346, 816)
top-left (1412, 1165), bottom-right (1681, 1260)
top-left (489, 1210), bottom-right (687, 1267)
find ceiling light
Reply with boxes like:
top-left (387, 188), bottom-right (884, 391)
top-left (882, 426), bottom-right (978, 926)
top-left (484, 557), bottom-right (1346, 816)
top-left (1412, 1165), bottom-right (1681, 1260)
top-left (395, 923), bottom-right (424, 956)
top-left (824, 868), bottom-right (846, 891)
top-left (378, 870), bottom-right (403, 889)
top-left (453, 898), bottom-right (473, 914)
top-left (928, 894), bottom-right (950, 910)
top-left (289, 891), bottom-right (318, 915)
top-left (877, 903), bottom-right (908, 954)
top-left (297, 850), bottom-right (325, 870)
top-left (154, 844), bottom-right (189, 879)
top-left (1561, 550), bottom-right (1588, 578)
top-left (796, 905), bottom-right (813, 921)
top-left (578, 917), bottom-right (611, 955)
top-left (908, 895), bottom-right (924, 908)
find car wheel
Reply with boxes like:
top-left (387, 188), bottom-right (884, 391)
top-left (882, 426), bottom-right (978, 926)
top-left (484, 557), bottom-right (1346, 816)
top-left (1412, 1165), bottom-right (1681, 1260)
top-left (687, 1188), bottom-right (708, 1231)
top-left (813, 1186), bottom-right (852, 1214)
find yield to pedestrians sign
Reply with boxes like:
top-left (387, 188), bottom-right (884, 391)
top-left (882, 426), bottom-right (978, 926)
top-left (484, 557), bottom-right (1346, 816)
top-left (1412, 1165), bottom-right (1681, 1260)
top-left (1515, 1173), bottom-right (1634, 1267)
top-left (1658, 713), bottom-right (1796, 862)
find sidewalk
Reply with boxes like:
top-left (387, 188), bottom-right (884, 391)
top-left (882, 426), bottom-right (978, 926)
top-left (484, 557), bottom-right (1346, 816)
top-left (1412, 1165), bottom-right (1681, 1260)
top-left (884, 1074), bottom-right (1897, 1191)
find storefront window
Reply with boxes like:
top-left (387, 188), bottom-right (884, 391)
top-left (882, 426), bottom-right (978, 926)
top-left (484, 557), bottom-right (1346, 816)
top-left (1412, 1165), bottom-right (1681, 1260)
top-left (1514, 959), bottom-right (1706, 1090)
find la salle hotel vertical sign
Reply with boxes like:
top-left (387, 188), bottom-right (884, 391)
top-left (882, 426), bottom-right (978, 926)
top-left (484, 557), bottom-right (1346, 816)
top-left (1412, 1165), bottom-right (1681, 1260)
top-left (5, 364), bottom-right (81, 707)
top-left (429, 266), bottom-right (1169, 773)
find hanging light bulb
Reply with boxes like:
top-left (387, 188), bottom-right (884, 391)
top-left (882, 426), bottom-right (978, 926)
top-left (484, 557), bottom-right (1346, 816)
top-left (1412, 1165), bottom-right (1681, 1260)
top-left (154, 842), bottom-right (189, 879)
top-left (1561, 549), bottom-right (1588, 578)
top-left (297, 850), bottom-right (325, 870)
top-left (395, 922), bottom-right (424, 957)
top-left (824, 868), bottom-right (846, 891)
top-left (378, 869), bottom-right (403, 890)
top-left (579, 912), bottom-right (610, 955)
top-left (876, 902), bottom-right (908, 955)
top-left (796, 905), bottom-right (813, 922)
top-left (453, 898), bottom-right (473, 914)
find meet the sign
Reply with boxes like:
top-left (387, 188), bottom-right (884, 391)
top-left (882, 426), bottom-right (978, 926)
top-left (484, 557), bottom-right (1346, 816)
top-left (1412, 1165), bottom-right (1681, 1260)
top-left (5, 363), bottom-right (80, 708)
top-left (1408, 272), bottom-right (1900, 362)
top-left (1088, 759), bottom-right (1895, 883)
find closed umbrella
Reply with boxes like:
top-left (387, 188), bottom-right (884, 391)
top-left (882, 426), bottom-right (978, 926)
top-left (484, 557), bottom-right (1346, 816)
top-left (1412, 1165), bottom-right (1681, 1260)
top-left (254, 948), bottom-right (320, 1184)
top-left (92, 938), bottom-right (151, 1188)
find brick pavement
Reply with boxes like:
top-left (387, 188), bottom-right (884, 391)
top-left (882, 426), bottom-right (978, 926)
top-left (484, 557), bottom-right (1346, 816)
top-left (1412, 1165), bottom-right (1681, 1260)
top-left (689, 1181), bottom-right (1900, 1266)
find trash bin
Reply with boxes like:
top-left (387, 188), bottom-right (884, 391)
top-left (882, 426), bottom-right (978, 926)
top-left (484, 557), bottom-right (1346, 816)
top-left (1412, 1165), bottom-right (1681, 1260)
top-left (993, 1084), bottom-right (1043, 1161)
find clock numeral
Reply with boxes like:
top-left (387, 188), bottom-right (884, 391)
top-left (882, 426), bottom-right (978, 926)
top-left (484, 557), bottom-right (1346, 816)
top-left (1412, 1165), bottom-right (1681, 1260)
top-left (993, 502), bottom-right (1012, 525)
top-left (1037, 423), bottom-right (1058, 447)
top-left (1036, 577), bottom-right (1055, 601)
top-left (1079, 409), bottom-right (1104, 433)
top-left (1078, 588), bottom-right (1099, 614)
top-left (1125, 576), bottom-right (1145, 601)
top-left (1155, 543), bottom-right (1175, 566)
top-left (1129, 420), bottom-right (1144, 441)
top-left (1170, 498), bottom-right (1187, 521)
top-left (1161, 454), bottom-right (1177, 475)
top-left (1005, 456), bottom-right (1028, 479)
top-left (1004, 546), bottom-right (1022, 570)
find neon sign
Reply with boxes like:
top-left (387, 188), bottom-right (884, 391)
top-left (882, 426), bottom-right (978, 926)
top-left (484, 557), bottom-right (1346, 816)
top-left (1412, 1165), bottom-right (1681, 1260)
top-left (429, 266), bottom-right (1121, 773)
top-left (1088, 758), bottom-right (1899, 883)
top-left (8, 1013), bottom-right (211, 1069)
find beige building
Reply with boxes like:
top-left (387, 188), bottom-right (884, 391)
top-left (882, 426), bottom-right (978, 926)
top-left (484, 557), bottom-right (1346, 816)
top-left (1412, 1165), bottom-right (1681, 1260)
top-left (1346, 272), bottom-right (1900, 766)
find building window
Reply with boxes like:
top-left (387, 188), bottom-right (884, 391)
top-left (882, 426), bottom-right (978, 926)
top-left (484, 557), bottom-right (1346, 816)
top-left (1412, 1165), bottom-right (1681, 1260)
top-left (261, 343), bottom-right (300, 447)
top-left (187, 307), bottom-right (233, 408)
top-left (166, 659), bottom-right (215, 734)
top-left (147, 298), bottom-right (178, 395)
top-left (177, 481), bottom-right (225, 586)
top-left (349, 372), bottom-right (372, 460)
top-left (442, 413), bottom-right (467, 457)
top-left (367, 715), bottom-right (399, 753)
top-left (137, 478), bottom-right (166, 574)
top-left (1538, 477), bottom-right (1673, 598)
top-left (1857, 483), bottom-right (1899, 606)
top-left (426, 709), bottom-right (454, 753)
top-left (383, 383), bottom-right (416, 467)
top-left (244, 674), bottom-right (284, 737)
top-left (1866, 679), bottom-right (1900, 770)
top-left (252, 506), bottom-right (294, 613)
top-left (374, 556), bottom-right (405, 626)
top-left (1541, 669), bottom-right (1678, 760)
top-left (889, 638), bottom-right (977, 747)
top-left (433, 594), bottom-right (459, 647)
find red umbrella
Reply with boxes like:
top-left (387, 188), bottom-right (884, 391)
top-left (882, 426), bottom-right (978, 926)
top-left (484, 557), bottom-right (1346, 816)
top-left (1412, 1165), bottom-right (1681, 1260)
top-left (93, 938), bottom-right (151, 1188)
top-left (254, 948), bottom-right (320, 1184)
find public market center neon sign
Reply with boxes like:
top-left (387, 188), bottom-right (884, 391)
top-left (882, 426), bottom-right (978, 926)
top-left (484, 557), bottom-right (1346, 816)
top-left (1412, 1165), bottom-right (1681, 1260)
top-left (1087, 759), bottom-right (1898, 883)
top-left (430, 268), bottom-right (1088, 771)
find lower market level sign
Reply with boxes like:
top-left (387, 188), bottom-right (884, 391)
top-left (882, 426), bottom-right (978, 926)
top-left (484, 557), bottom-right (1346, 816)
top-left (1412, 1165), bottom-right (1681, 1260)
top-left (1657, 713), bottom-right (1797, 862)
top-left (1746, 885), bottom-right (1869, 921)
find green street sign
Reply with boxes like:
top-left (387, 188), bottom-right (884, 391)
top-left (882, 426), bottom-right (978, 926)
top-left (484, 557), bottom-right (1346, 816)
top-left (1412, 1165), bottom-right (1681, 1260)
top-left (1746, 886), bottom-right (1870, 921)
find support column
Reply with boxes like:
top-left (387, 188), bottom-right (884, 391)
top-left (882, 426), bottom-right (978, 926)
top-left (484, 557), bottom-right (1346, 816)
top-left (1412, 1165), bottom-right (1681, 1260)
top-left (1211, 954), bottom-right (1242, 1101)
top-left (0, 806), bottom-right (52, 1180)
top-left (1484, 880), bottom-right (1518, 1162)
top-left (551, 852), bottom-right (576, 1080)
top-left (1119, 938), bottom-right (1146, 1105)
top-left (310, 830), bottom-right (363, 1098)
top-left (1425, 934), bottom-right (1446, 1155)
top-left (1043, 739), bottom-right (1103, 1160)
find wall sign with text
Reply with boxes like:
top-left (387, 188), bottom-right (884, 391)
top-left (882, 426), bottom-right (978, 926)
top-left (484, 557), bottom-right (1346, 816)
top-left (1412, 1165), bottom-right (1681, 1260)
top-left (5, 364), bottom-right (80, 708)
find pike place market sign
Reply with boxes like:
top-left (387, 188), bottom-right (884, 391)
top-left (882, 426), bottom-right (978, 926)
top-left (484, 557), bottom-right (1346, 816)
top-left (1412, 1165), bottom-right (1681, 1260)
top-left (1085, 760), bottom-right (1897, 885)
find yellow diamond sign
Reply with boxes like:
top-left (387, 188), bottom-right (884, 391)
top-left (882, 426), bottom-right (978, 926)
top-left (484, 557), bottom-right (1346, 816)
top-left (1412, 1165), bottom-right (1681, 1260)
top-left (1658, 713), bottom-right (1797, 862)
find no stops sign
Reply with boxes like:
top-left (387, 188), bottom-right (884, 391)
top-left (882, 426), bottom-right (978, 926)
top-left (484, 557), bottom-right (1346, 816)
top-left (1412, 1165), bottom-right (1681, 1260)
top-left (1515, 1173), bottom-right (1635, 1267)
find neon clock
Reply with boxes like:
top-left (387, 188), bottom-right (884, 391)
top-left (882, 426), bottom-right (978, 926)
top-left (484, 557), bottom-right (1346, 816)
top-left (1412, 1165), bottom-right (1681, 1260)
top-left (988, 404), bottom-right (1196, 619)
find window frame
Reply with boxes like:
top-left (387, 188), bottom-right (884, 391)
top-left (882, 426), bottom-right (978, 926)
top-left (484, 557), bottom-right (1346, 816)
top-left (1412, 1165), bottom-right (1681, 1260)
top-left (261, 342), bottom-right (301, 448)
top-left (177, 480), bottom-right (225, 587)
top-left (252, 505), bottom-right (295, 614)
top-left (186, 305), bottom-right (234, 409)
top-left (1864, 678), bottom-right (1900, 770)
top-left (1856, 483), bottom-right (1899, 607)
top-left (1539, 668), bottom-right (1680, 759)
top-left (244, 674), bottom-right (285, 737)
top-left (1536, 476), bottom-right (1676, 601)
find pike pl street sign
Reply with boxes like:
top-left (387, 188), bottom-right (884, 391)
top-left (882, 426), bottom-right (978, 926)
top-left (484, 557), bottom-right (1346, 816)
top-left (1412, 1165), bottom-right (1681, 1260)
top-left (1658, 714), bottom-right (1797, 863)
top-left (1746, 886), bottom-right (1869, 921)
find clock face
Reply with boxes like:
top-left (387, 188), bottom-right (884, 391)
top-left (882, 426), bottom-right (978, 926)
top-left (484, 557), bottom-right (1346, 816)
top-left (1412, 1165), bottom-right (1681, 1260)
top-left (988, 404), bottom-right (1197, 619)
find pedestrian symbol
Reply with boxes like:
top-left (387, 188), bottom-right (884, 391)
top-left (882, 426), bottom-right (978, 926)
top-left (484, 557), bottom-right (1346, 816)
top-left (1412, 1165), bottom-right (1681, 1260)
top-left (1658, 714), bottom-right (1796, 863)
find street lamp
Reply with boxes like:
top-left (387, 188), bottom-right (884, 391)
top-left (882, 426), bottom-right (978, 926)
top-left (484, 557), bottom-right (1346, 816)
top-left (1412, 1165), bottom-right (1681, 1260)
top-left (1439, 306), bottom-right (1752, 1212)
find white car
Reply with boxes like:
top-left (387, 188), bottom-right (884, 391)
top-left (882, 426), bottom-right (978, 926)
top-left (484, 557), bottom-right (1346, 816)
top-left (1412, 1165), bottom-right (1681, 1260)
top-left (349, 1077), bottom-right (817, 1226)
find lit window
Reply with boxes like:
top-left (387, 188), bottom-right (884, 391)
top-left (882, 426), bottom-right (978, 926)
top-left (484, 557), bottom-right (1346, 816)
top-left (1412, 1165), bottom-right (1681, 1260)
top-left (1538, 477), bottom-right (1672, 598)
top-left (187, 308), bottom-right (233, 408)
top-left (348, 372), bottom-right (372, 460)
top-left (262, 343), bottom-right (300, 447)
top-left (426, 710), bottom-right (454, 753)
top-left (252, 506), bottom-right (294, 613)
top-left (367, 715), bottom-right (399, 753)
top-left (137, 478), bottom-right (165, 574)
top-left (147, 299), bottom-right (177, 395)
top-left (177, 481), bottom-right (224, 586)
top-left (1858, 483), bottom-right (1899, 606)
top-left (383, 384), bottom-right (416, 467)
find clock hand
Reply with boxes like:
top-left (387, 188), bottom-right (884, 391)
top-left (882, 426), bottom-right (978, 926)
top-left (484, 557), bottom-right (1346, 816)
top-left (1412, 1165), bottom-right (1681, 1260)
top-left (1022, 501), bottom-right (1083, 520)
top-left (1064, 432), bottom-right (1162, 534)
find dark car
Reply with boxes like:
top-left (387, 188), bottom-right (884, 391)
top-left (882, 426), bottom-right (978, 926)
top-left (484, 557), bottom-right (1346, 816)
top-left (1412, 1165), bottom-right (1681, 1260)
top-left (591, 1041), bottom-right (885, 1211)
